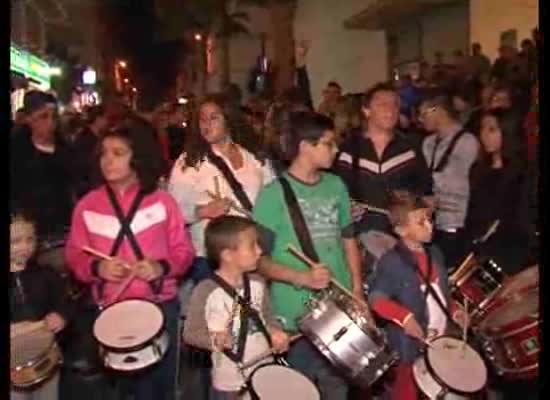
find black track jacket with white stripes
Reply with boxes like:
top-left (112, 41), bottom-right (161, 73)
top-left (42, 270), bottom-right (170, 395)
top-left (333, 129), bottom-right (433, 233)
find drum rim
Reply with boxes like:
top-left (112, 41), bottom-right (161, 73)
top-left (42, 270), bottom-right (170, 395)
top-left (11, 343), bottom-right (62, 389)
top-left (93, 298), bottom-right (165, 351)
top-left (423, 335), bottom-right (486, 395)
top-left (248, 362), bottom-right (319, 398)
top-left (479, 287), bottom-right (539, 332)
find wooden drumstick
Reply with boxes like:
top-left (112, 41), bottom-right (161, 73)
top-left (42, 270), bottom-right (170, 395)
top-left (239, 334), bottom-right (303, 370)
top-left (287, 244), bottom-right (376, 325)
top-left (206, 190), bottom-right (253, 219)
top-left (82, 246), bottom-right (132, 270)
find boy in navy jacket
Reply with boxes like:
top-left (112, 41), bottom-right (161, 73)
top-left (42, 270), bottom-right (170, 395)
top-left (368, 191), bottom-right (467, 400)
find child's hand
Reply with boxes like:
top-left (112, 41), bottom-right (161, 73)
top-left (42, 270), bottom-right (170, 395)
top-left (301, 264), bottom-right (332, 290)
top-left (98, 258), bottom-right (131, 282)
top-left (134, 259), bottom-right (163, 281)
top-left (211, 331), bottom-right (232, 351)
top-left (270, 328), bottom-right (290, 354)
top-left (403, 315), bottom-right (424, 340)
top-left (452, 308), bottom-right (470, 329)
top-left (45, 312), bottom-right (66, 333)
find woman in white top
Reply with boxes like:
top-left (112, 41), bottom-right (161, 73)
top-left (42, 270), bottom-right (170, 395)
top-left (168, 94), bottom-right (274, 275)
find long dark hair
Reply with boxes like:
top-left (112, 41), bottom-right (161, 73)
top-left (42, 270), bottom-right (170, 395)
top-left (97, 115), bottom-right (164, 194)
top-left (182, 94), bottom-right (264, 169)
top-left (471, 108), bottom-right (525, 183)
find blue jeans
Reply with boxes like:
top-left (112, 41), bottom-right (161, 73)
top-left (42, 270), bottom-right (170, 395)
top-left (286, 339), bottom-right (348, 400)
top-left (117, 299), bottom-right (180, 400)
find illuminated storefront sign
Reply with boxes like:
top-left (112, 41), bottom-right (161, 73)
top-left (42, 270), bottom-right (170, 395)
top-left (10, 44), bottom-right (52, 89)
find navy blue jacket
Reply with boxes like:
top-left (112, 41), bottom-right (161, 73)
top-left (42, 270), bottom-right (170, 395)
top-left (368, 241), bottom-right (450, 363)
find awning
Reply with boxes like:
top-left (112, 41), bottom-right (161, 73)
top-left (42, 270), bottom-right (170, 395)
top-left (344, 0), bottom-right (466, 30)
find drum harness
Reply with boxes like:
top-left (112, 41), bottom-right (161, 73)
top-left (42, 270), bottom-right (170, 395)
top-left (99, 186), bottom-right (164, 307)
top-left (209, 273), bottom-right (276, 399)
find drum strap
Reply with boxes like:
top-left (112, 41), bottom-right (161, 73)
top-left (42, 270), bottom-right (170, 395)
top-left (206, 149), bottom-right (254, 212)
top-left (210, 273), bottom-right (273, 364)
top-left (417, 246), bottom-right (456, 325)
top-left (430, 129), bottom-right (466, 173)
top-left (279, 176), bottom-right (320, 263)
top-left (105, 186), bottom-right (146, 260)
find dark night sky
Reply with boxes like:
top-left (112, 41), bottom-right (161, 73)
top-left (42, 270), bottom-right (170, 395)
top-left (107, 0), bottom-right (187, 108)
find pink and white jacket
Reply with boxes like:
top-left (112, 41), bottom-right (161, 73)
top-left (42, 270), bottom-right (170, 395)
top-left (65, 184), bottom-right (195, 305)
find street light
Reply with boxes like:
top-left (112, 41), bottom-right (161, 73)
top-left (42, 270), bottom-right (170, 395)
top-left (118, 60), bottom-right (127, 68)
top-left (194, 33), bottom-right (202, 41)
top-left (124, 78), bottom-right (129, 84)
top-left (132, 87), bottom-right (138, 93)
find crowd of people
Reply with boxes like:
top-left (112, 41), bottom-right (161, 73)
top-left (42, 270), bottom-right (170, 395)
top-left (10, 28), bottom-right (539, 400)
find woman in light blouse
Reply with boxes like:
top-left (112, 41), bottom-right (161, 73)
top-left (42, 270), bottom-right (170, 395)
top-left (168, 94), bottom-right (274, 276)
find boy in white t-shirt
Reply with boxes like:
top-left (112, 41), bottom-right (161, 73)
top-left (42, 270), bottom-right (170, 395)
top-left (184, 216), bottom-right (289, 399)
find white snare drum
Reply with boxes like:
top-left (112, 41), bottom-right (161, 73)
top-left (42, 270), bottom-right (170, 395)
top-left (93, 299), bottom-right (169, 371)
top-left (413, 336), bottom-right (487, 399)
top-left (248, 363), bottom-right (319, 400)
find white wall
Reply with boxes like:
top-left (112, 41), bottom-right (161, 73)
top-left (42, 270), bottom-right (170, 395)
top-left (470, 0), bottom-right (539, 61)
top-left (294, 0), bottom-right (388, 106)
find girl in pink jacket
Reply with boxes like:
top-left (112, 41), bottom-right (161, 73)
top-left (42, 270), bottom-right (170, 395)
top-left (65, 116), bottom-right (195, 400)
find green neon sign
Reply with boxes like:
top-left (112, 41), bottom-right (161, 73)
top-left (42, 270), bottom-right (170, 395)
top-left (10, 44), bottom-right (51, 88)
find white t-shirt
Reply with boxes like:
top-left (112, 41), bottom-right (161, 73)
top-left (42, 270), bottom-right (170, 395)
top-left (205, 279), bottom-right (273, 392)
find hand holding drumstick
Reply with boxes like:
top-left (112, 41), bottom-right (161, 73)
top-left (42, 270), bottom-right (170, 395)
top-left (287, 244), bottom-right (375, 324)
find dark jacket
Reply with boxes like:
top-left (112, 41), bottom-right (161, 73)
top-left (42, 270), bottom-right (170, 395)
top-left (10, 127), bottom-right (74, 237)
top-left (71, 127), bottom-right (101, 199)
top-left (368, 242), bottom-right (450, 363)
top-left (465, 161), bottom-right (530, 274)
top-left (333, 130), bottom-right (433, 234)
top-left (11, 261), bottom-right (72, 324)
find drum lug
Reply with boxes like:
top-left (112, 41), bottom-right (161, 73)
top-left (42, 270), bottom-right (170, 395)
top-left (152, 341), bottom-right (162, 358)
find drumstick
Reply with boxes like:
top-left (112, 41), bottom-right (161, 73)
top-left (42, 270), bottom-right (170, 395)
top-left (82, 246), bottom-right (113, 261)
top-left (449, 252), bottom-right (475, 283)
top-left (82, 246), bottom-right (132, 271)
top-left (287, 245), bottom-right (373, 319)
top-left (351, 199), bottom-right (390, 216)
top-left (206, 190), bottom-right (253, 219)
top-left (239, 334), bottom-right (303, 370)
top-left (462, 299), bottom-right (469, 352)
top-left (110, 270), bottom-right (137, 304)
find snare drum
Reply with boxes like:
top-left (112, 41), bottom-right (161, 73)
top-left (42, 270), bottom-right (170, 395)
top-left (11, 326), bottom-right (62, 389)
top-left (298, 285), bottom-right (398, 388)
top-left (477, 287), bottom-right (539, 381)
top-left (413, 336), bottom-right (487, 399)
top-left (449, 255), bottom-right (504, 322)
top-left (247, 363), bottom-right (319, 400)
top-left (93, 299), bottom-right (169, 371)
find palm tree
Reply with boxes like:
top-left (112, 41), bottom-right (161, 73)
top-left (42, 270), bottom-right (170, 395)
top-left (156, 0), bottom-right (297, 95)
top-left (156, 0), bottom-right (255, 93)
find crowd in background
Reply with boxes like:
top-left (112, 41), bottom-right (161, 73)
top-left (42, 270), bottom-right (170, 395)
top-left (10, 25), bottom-right (539, 400)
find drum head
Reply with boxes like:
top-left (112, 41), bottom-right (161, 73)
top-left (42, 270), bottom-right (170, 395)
top-left (11, 327), bottom-right (54, 368)
top-left (427, 337), bottom-right (487, 394)
top-left (250, 364), bottom-right (320, 400)
top-left (480, 288), bottom-right (539, 331)
top-left (497, 265), bottom-right (539, 300)
top-left (94, 300), bottom-right (163, 348)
